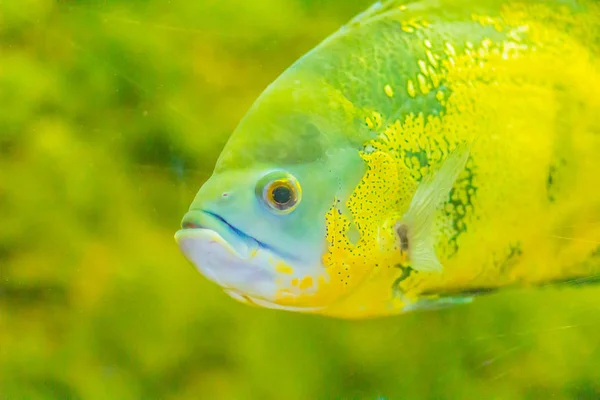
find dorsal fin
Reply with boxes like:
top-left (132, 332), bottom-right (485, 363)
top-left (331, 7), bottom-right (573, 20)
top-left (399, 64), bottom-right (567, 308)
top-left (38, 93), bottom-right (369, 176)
top-left (344, 0), bottom-right (411, 28)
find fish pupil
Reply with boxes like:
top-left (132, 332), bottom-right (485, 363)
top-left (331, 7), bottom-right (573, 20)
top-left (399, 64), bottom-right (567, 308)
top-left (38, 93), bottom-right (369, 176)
top-left (272, 185), bottom-right (292, 205)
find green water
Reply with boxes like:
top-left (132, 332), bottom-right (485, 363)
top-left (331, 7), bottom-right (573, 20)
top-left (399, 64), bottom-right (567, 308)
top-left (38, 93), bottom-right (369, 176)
top-left (1, 1), bottom-right (599, 399)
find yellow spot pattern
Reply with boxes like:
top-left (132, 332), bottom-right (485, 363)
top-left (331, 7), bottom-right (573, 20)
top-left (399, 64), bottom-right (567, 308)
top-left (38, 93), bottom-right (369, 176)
top-left (275, 262), bottom-right (294, 274)
top-left (384, 84), bottom-right (394, 97)
top-left (406, 79), bottom-right (416, 98)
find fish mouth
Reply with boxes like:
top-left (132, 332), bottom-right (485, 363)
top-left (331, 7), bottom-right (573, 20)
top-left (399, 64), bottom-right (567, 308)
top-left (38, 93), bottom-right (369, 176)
top-left (179, 210), bottom-right (261, 258)
top-left (175, 210), bottom-right (329, 311)
top-left (174, 210), bottom-right (278, 300)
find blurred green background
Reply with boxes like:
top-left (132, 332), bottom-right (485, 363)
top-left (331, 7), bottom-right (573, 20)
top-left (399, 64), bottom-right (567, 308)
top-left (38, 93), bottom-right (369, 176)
top-left (1, 0), bottom-right (599, 399)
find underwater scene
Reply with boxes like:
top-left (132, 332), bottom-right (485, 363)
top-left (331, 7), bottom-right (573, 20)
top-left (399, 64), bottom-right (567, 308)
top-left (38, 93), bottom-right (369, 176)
top-left (1, 0), bottom-right (599, 399)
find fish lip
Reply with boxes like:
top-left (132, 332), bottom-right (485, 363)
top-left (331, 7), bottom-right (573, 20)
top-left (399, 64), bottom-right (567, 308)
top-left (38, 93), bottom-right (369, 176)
top-left (181, 210), bottom-right (269, 248)
top-left (177, 209), bottom-right (262, 258)
top-left (174, 223), bottom-right (274, 292)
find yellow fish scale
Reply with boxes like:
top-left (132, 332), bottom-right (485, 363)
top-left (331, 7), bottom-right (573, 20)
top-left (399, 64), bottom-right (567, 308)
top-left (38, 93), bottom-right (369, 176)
top-left (313, 3), bottom-right (600, 318)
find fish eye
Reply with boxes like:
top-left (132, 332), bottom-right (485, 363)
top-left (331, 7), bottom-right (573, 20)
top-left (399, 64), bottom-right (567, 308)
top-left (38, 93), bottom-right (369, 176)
top-left (257, 172), bottom-right (302, 214)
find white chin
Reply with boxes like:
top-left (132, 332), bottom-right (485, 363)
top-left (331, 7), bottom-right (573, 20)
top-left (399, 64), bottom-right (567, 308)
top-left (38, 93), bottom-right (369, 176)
top-left (175, 228), bottom-right (278, 300)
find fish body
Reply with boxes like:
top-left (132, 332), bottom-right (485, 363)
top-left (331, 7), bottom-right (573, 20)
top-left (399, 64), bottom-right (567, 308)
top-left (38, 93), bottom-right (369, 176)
top-left (176, 0), bottom-right (600, 319)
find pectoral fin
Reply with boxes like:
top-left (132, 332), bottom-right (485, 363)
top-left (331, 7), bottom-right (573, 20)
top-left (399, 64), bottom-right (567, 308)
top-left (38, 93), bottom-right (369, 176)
top-left (398, 142), bottom-right (472, 273)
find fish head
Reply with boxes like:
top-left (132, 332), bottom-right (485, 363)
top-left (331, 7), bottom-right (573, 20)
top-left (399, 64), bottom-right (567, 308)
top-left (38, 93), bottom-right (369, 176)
top-left (175, 72), bottom-right (370, 313)
top-left (175, 165), bottom-right (334, 312)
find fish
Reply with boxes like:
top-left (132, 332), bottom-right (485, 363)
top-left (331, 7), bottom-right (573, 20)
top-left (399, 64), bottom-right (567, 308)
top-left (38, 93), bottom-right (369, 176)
top-left (175, 0), bottom-right (600, 319)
